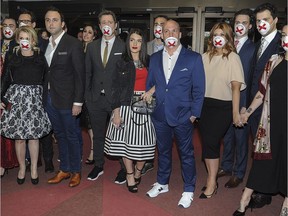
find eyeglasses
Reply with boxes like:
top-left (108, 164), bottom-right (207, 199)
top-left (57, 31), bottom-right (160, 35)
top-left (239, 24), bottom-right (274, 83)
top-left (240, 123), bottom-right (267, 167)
top-left (17, 20), bottom-right (32, 24)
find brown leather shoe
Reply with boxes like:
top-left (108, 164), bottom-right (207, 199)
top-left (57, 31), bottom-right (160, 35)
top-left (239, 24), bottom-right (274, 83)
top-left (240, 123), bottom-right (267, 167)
top-left (217, 168), bottom-right (232, 178)
top-left (47, 170), bottom-right (71, 184)
top-left (225, 176), bottom-right (243, 188)
top-left (69, 173), bottom-right (81, 187)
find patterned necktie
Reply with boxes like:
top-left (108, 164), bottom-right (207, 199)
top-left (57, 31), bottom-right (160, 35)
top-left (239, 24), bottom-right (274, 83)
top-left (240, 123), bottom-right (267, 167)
top-left (257, 38), bottom-right (265, 61)
top-left (103, 41), bottom-right (109, 67)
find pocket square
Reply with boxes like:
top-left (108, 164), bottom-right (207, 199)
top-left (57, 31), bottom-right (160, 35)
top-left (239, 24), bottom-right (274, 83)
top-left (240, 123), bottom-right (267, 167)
top-left (114, 52), bottom-right (122, 55)
top-left (180, 68), bottom-right (188, 71)
top-left (58, 51), bottom-right (67, 55)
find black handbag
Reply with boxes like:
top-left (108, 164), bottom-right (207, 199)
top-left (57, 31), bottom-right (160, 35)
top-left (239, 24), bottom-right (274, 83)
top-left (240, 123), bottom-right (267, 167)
top-left (131, 94), bottom-right (156, 115)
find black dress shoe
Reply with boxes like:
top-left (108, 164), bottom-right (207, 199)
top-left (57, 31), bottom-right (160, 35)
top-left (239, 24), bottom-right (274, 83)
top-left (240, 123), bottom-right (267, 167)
top-left (141, 162), bottom-right (154, 176)
top-left (45, 161), bottom-right (55, 173)
top-left (225, 176), bottom-right (243, 188)
top-left (217, 168), bottom-right (232, 178)
top-left (17, 177), bottom-right (25, 185)
top-left (31, 177), bottom-right (39, 185)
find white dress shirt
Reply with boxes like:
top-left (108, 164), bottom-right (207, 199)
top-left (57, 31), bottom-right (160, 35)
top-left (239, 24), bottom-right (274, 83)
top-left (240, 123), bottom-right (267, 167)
top-left (101, 36), bottom-right (116, 63)
top-left (162, 44), bottom-right (182, 84)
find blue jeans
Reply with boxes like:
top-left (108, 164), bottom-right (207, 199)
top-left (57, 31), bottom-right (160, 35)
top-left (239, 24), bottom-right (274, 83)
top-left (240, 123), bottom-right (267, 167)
top-left (45, 94), bottom-right (82, 173)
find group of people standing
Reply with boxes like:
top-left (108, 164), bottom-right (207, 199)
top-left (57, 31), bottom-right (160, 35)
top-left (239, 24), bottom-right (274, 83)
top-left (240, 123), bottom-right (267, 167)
top-left (0, 2), bottom-right (287, 215)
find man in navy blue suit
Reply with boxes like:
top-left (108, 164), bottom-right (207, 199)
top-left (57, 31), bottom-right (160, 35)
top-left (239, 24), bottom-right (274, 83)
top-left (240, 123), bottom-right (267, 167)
top-left (146, 19), bottom-right (205, 208)
top-left (246, 3), bottom-right (281, 208)
top-left (218, 9), bottom-right (256, 188)
top-left (44, 6), bottom-right (85, 188)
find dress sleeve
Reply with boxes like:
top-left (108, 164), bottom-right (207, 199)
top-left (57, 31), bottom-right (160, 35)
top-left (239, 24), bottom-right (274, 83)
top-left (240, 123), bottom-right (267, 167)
top-left (228, 53), bottom-right (246, 91)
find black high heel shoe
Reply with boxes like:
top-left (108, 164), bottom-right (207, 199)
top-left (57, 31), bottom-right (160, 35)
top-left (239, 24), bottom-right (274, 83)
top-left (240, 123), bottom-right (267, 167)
top-left (85, 149), bottom-right (95, 165)
top-left (85, 159), bottom-right (95, 165)
top-left (17, 177), bottom-right (25, 185)
top-left (134, 166), bottom-right (142, 185)
top-left (201, 182), bottom-right (218, 191)
top-left (199, 183), bottom-right (218, 199)
top-left (1, 168), bottom-right (8, 178)
top-left (233, 203), bottom-right (253, 216)
top-left (126, 172), bottom-right (138, 193)
top-left (31, 177), bottom-right (39, 185)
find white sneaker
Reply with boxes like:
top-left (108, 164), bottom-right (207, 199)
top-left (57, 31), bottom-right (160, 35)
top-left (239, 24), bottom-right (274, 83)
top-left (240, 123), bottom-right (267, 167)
top-left (146, 182), bottom-right (169, 198)
top-left (178, 192), bottom-right (194, 208)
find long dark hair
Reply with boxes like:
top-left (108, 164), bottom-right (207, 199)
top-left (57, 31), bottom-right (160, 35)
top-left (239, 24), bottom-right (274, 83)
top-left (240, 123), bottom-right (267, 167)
top-left (124, 28), bottom-right (148, 67)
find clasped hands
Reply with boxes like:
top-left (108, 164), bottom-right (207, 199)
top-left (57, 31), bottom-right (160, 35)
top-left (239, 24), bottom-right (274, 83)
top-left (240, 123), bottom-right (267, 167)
top-left (233, 107), bottom-right (249, 128)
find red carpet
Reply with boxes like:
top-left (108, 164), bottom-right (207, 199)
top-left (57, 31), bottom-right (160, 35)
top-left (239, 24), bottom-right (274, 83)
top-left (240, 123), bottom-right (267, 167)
top-left (1, 129), bottom-right (284, 216)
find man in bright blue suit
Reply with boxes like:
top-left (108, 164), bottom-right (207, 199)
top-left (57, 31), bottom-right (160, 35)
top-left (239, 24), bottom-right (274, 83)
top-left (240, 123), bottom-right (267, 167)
top-left (219, 9), bottom-right (256, 188)
top-left (146, 19), bottom-right (205, 209)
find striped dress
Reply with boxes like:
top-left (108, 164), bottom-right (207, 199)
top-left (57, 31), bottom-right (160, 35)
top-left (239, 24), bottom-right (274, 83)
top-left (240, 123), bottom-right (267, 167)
top-left (105, 67), bottom-right (156, 160)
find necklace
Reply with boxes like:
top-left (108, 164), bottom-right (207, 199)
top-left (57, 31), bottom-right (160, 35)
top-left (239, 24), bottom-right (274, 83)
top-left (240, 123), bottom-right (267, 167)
top-left (133, 60), bottom-right (143, 69)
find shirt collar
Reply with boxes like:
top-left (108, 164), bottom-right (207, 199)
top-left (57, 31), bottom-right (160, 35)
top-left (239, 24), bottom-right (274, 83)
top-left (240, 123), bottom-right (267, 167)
top-left (262, 29), bottom-right (277, 44)
top-left (102, 35), bottom-right (115, 44)
top-left (236, 35), bottom-right (248, 44)
top-left (163, 44), bottom-right (182, 56)
top-left (49, 30), bottom-right (65, 46)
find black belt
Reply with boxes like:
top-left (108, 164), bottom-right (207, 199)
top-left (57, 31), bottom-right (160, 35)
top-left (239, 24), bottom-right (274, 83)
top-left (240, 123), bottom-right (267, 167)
top-left (100, 92), bottom-right (105, 96)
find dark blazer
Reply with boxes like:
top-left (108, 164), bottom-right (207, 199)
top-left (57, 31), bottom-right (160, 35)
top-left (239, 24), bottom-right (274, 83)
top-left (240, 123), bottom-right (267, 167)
top-left (248, 32), bottom-right (281, 106)
top-left (146, 47), bottom-right (205, 126)
top-left (111, 55), bottom-right (150, 109)
top-left (43, 33), bottom-right (85, 109)
top-left (85, 37), bottom-right (125, 103)
top-left (238, 39), bottom-right (256, 108)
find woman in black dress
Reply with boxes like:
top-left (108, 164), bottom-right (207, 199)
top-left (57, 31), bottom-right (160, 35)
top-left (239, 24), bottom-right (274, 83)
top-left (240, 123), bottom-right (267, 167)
top-left (1, 26), bottom-right (52, 185)
top-left (80, 24), bottom-right (97, 164)
top-left (233, 24), bottom-right (287, 216)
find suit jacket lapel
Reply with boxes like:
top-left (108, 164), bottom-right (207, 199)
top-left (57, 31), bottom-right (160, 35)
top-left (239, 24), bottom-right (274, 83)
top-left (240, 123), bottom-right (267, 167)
top-left (167, 47), bottom-right (185, 85)
top-left (239, 40), bottom-right (249, 55)
top-left (94, 40), bottom-right (103, 69)
top-left (158, 52), bottom-right (167, 86)
top-left (50, 34), bottom-right (65, 68)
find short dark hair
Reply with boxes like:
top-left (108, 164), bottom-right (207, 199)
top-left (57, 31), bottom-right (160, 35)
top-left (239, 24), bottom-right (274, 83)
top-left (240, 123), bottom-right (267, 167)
top-left (233, 8), bottom-right (255, 38)
top-left (254, 3), bottom-right (277, 19)
top-left (2, 16), bottom-right (17, 25)
top-left (18, 9), bottom-right (37, 23)
top-left (154, 15), bottom-right (169, 21)
top-left (98, 10), bottom-right (117, 24)
top-left (45, 6), bottom-right (65, 22)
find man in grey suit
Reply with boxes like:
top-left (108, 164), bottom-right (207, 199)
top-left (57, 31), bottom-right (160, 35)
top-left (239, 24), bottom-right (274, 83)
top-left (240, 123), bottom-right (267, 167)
top-left (147, 15), bottom-right (168, 56)
top-left (85, 10), bottom-right (126, 183)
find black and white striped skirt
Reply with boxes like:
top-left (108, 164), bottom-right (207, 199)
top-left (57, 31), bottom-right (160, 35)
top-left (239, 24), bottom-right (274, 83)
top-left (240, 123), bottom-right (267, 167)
top-left (105, 105), bottom-right (156, 160)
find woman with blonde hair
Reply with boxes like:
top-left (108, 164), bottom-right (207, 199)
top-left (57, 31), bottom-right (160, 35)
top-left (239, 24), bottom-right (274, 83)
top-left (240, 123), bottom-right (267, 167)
top-left (199, 22), bottom-right (246, 198)
top-left (1, 26), bottom-right (52, 185)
